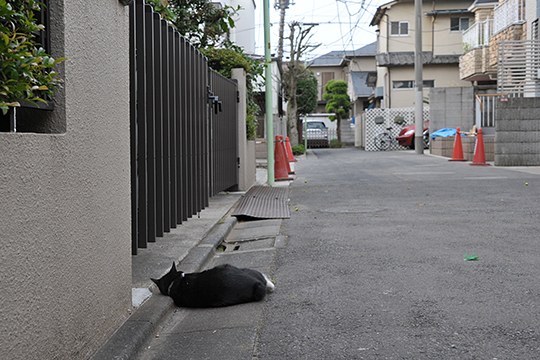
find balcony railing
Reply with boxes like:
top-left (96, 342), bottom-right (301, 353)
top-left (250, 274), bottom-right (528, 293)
top-left (463, 19), bottom-right (493, 50)
top-left (497, 40), bottom-right (540, 96)
top-left (493, 0), bottom-right (525, 35)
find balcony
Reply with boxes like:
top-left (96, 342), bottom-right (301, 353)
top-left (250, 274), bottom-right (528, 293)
top-left (462, 19), bottom-right (492, 50)
top-left (493, 0), bottom-right (525, 35)
top-left (460, 0), bottom-right (526, 82)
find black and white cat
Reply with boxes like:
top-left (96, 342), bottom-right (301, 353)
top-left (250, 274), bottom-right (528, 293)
top-left (151, 263), bottom-right (275, 308)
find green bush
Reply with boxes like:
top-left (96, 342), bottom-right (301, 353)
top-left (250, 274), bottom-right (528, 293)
top-left (0, 0), bottom-right (63, 115)
top-left (292, 144), bottom-right (305, 155)
top-left (329, 139), bottom-right (342, 148)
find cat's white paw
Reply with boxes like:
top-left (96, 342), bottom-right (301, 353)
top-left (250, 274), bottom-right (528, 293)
top-left (262, 273), bottom-right (275, 292)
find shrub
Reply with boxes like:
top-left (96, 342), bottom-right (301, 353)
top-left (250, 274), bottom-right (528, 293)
top-left (329, 139), bottom-right (342, 148)
top-left (0, 0), bottom-right (63, 115)
top-left (292, 144), bottom-right (305, 155)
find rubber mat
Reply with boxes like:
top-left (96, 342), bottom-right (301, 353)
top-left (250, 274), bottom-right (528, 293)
top-left (231, 185), bottom-right (290, 219)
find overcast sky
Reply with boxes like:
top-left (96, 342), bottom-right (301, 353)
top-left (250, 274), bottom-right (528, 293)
top-left (253, 0), bottom-right (383, 61)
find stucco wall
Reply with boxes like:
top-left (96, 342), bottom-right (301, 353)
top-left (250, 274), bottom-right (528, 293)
top-left (0, 1), bottom-right (132, 359)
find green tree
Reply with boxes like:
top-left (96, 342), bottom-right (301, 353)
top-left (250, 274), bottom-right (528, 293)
top-left (0, 0), bottom-right (63, 115)
top-left (283, 66), bottom-right (317, 140)
top-left (296, 70), bottom-right (317, 116)
top-left (323, 79), bottom-right (351, 142)
top-left (163, 0), bottom-right (239, 48)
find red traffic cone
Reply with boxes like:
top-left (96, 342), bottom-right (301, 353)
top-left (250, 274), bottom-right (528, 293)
top-left (274, 136), bottom-right (292, 181)
top-left (285, 137), bottom-right (296, 174)
top-left (449, 127), bottom-right (466, 162)
top-left (285, 137), bottom-right (296, 162)
top-left (471, 128), bottom-right (490, 166)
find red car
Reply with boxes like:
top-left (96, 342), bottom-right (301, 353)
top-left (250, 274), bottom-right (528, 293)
top-left (396, 122), bottom-right (430, 149)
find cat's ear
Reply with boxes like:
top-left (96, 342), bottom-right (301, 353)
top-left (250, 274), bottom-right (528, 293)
top-left (150, 278), bottom-right (159, 285)
top-left (171, 262), bottom-right (177, 273)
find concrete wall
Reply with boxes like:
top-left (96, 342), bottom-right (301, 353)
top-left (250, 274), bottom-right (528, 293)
top-left (495, 97), bottom-right (540, 166)
top-left (232, 68), bottom-right (256, 190)
top-left (0, 1), bottom-right (132, 359)
top-left (429, 87), bottom-right (475, 133)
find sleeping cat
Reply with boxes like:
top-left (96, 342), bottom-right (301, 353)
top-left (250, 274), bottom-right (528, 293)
top-left (151, 262), bottom-right (275, 308)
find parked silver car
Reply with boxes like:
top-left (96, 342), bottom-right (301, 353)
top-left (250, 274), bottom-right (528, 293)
top-left (305, 121), bottom-right (329, 147)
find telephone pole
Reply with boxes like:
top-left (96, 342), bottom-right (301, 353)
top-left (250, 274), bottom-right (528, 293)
top-left (264, 0), bottom-right (274, 185)
top-left (414, 0), bottom-right (424, 154)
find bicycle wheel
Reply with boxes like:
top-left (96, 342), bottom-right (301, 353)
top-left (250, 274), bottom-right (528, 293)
top-left (374, 133), bottom-right (392, 151)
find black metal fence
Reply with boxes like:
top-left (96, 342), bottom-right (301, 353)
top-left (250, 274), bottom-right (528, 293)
top-left (130, 0), bottom-right (238, 255)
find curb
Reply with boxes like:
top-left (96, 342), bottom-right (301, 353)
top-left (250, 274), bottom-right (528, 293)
top-left (91, 215), bottom-right (238, 360)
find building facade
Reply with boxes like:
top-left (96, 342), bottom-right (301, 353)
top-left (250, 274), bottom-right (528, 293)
top-left (370, 0), bottom-right (473, 108)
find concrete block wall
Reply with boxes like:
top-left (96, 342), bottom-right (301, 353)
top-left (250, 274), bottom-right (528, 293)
top-left (429, 87), bottom-right (475, 132)
top-left (496, 98), bottom-right (540, 166)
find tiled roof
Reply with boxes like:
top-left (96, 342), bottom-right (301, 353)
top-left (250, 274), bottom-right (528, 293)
top-left (350, 71), bottom-right (376, 98)
top-left (308, 42), bottom-right (377, 67)
top-left (376, 52), bottom-right (460, 66)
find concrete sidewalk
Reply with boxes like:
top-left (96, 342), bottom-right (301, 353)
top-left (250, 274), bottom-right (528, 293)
top-left (92, 168), bottom-right (271, 360)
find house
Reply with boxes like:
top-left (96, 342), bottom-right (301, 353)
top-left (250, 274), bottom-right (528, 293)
top-left (218, 0), bottom-right (257, 54)
top-left (458, 0), bottom-right (540, 166)
top-left (370, 0), bottom-right (474, 109)
top-left (307, 42), bottom-right (378, 144)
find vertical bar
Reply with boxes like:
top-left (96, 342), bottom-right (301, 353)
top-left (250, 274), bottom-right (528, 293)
top-left (136, 1), bottom-right (148, 249)
top-left (145, 6), bottom-right (156, 243)
top-left (161, 20), bottom-right (170, 233)
top-left (203, 61), bottom-right (209, 207)
top-left (169, 27), bottom-right (177, 228)
top-left (153, 12), bottom-right (163, 238)
top-left (130, 1), bottom-right (138, 254)
top-left (177, 34), bottom-right (184, 224)
top-left (195, 52), bottom-right (202, 213)
top-left (181, 38), bottom-right (188, 221)
top-left (189, 45), bottom-right (195, 217)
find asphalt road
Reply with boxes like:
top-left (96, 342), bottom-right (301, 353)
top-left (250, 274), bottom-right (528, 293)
top-left (139, 148), bottom-right (540, 359)
top-left (257, 148), bottom-right (540, 359)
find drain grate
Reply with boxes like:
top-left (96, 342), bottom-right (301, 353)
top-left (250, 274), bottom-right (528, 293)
top-left (232, 185), bottom-right (290, 219)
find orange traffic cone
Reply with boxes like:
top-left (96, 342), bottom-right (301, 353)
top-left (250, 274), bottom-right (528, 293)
top-left (285, 137), bottom-right (296, 162)
top-left (274, 136), bottom-right (292, 181)
top-left (285, 137), bottom-right (296, 174)
top-left (449, 127), bottom-right (466, 162)
top-left (471, 128), bottom-right (490, 166)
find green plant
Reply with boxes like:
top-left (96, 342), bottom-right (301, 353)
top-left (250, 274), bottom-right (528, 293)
top-left (329, 139), bottom-right (342, 148)
top-left (323, 80), bottom-right (351, 143)
top-left (291, 144), bottom-right (305, 155)
top-left (0, 0), bottom-right (63, 115)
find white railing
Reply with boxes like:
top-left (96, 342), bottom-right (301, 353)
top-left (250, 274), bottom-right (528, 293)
top-left (498, 40), bottom-right (540, 96)
top-left (493, 0), bottom-right (525, 35)
top-left (463, 19), bottom-right (493, 50)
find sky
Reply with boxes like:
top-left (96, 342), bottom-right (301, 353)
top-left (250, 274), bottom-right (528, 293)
top-left (253, 0), bottom-right (384, 61)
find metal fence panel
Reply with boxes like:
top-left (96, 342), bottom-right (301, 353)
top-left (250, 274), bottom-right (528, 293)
top-left (130, 0), bottom-right (238, 254)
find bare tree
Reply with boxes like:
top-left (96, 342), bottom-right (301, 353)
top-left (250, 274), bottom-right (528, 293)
top-left (285, 21), bottom-right (320, 145)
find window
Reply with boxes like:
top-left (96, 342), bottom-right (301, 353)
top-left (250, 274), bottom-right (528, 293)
top-left (390, 21), bottom-right (409, 36)
top-left (450, 17), bottom-right (470, 32)
top-left (392, 80), bottom-right (435, 89)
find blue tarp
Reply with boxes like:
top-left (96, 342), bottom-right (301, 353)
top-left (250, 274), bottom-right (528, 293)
top-left (430, 128), bottom-right (459, 139)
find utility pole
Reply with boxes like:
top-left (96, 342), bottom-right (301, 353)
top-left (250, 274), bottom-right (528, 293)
top-left (414, 0), bottom-right (424, 154)
top-left (264, 0), bottom-right (275, 185)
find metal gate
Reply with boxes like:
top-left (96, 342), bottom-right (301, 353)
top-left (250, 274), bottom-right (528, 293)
top-left (130, 0), bottom-right (238, 254)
